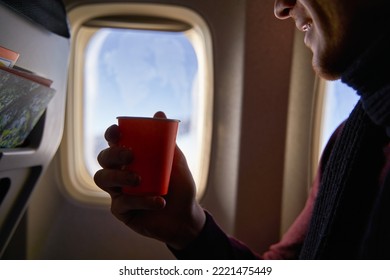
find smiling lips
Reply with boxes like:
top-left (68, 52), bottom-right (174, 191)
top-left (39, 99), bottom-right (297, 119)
top-left (295, 17), bottom-right (312, 33)
top-left (290, 9), bottom-right (313, 33)
top-left (294, 18), bottom-right (313, 47)
top-left (302, 22), bottom-right (312, 32)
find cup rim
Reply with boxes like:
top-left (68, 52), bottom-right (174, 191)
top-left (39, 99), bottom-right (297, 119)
top-left (117, 116), bottom-right (180, 122)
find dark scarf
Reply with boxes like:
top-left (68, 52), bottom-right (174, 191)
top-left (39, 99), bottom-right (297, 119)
top-left (299, 31), bottom-right (390, 259)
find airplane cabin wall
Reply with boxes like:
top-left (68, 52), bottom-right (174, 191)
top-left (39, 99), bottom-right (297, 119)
top-left (0, 2), bottom-right (70, 258)
top-left (233, 0), bottom-right (295, 253)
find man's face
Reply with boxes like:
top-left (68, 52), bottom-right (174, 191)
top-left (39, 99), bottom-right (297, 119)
top-left (274, 0), bottom-right (379, 80)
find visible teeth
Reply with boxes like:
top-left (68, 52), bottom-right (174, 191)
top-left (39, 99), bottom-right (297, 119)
top-left (302, 23), bottom-right (311, 32)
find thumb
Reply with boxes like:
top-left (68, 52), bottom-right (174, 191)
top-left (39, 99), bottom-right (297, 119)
top-left (153, 111), bottom-right (167, 119)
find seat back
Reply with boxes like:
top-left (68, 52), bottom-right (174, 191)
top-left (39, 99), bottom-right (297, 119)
top-left (0, 0), bottom-right (70, 257)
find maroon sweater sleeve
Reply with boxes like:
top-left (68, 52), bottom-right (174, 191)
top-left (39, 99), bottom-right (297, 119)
top-left (169, 211), bottom-right (261, 259)
top-left (261, 124), bottom-right (341, 259)
top-left (260, 173), bottom-right (319, 259)
top-left (169, 178), bottom-right (318, 260)
top-left (169, 124), bottom-right (343, 260)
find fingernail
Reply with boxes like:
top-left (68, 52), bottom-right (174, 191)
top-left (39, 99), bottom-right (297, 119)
top-left (119, 149), bottom-right (132, 163)
top-left (152, 197), bottom-right (166, 209)
top-left (127, 174), bottom-right (141, 186)
top-left (134, 175), bottom-right (141, 186)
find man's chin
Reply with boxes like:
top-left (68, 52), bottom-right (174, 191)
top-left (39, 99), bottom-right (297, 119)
top-left (312, 57), bottom-right (343, 81)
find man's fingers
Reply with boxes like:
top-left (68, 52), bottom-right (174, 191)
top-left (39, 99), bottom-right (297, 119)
top-left (97, 146), bottom-right (133, 168)
top-left (153, 111), bottom-right (167, 119)
top-left (105, 124), bottom-right (121, 146)
top-left (112, 195), bottom-right (166, 213)
top-left (94, 169), bottom-right (140, 190)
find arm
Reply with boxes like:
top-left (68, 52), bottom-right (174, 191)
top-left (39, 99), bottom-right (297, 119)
top-left (95, 111), bottom-right (343, 260)
top-left (169, 211), bottom-right (262, 259)
top-left (169, 123), bottom-right (343, 260)
top-left (261, 122), bottom-right (343, 259)
top-left (168, 181), bottom-right (318, 260)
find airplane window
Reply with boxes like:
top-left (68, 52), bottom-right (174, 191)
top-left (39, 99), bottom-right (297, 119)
top-left (319, 79), bottom-right (359, 155)
top-left (62, 4), bottom-right (213, 204)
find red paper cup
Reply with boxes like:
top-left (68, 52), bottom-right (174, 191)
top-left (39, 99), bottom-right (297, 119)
top-left (117, 116), bottom-right (179, 196)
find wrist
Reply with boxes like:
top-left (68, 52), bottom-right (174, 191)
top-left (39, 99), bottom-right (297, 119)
top-left (167, 203), bottom-right (206, 250)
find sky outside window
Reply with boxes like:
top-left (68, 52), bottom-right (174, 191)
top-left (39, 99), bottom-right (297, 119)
top-left (83, 28), bottom-right (199, 177)
top-left (320, 79), bottom-right (360, 153)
